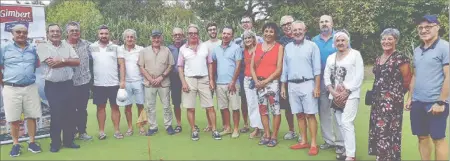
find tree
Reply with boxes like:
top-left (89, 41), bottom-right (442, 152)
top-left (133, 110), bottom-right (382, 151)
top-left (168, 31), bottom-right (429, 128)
top-left (46, 0), bottom-right (104, 41)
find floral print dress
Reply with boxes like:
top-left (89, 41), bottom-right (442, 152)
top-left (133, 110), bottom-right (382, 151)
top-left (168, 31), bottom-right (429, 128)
top-left (368, 52), bottom-right (410, 161)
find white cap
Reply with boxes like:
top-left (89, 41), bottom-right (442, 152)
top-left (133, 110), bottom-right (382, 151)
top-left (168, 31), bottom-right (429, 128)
top-left (116, 88), bottom-right (128, 106)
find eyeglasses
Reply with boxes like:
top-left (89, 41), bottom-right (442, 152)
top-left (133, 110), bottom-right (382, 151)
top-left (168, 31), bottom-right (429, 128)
top-left (188, 32), bottom-right (198, 36)
top-left (69, 29), bottom-right (80, 33)
top-left (417, 25), bottom-right (437, 31)
top-left (282, 22), bottom-right (292, 27)
top-left (173, 33), bottom-right (183, 37)
top-left (241, 21), bottom-right (251, 24)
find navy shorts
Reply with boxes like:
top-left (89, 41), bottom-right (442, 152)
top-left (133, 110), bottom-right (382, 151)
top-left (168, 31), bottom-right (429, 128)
top-left (92, 86), bottom-right (119, 106)
top-left (279, 83), bottom-right (291, 110)
top-left (170, 73), bottom-right (182, 108)
top-left (411, 101), bottom-right (449, 139)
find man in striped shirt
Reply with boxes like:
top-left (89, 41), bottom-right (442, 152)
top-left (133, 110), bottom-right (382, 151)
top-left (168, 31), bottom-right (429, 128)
top-left (38, 24), bottom-right (81, 152)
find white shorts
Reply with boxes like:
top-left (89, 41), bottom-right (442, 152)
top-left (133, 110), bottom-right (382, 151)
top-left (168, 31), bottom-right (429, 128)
top-left (118, 81), bottom-right (145, 106)
top-left (288, 81), bottom-right (318, 114)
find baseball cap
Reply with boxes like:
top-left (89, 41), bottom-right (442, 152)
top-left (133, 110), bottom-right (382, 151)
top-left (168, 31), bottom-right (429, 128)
top-left (116, 88), bottom-right (128, 107)
top-left (151, 29), bottom-right (162, 37)
top-left (417, 15), bottom-right (440, 25)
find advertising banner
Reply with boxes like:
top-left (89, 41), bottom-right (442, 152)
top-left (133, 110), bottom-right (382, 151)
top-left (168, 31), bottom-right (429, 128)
top-left (0, 4), bottom-right (49, 145)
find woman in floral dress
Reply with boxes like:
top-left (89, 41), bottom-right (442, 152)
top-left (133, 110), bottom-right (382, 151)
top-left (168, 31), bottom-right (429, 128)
top-left (368, 28), bottom-right (412, 161)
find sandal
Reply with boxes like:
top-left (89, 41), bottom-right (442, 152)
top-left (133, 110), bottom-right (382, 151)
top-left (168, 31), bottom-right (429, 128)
top-left (239, 127), bottom-right (250, 133)
top-left (139, 130), bottom-right (146, 136)
top-left (174, 126), bottom-right (182, 133)
top-left (98, 133), bottom-right (107, 140)
top-left (203, 127), bottom-right (212, 132)
top-left (114, 132), bottom-right (124, 139)
top-left (125, 130), bottom-right (133, 136)
top-left (266, 139), bottom-right (278, 147)
top-left (258, 137), bottom-right (270, 145)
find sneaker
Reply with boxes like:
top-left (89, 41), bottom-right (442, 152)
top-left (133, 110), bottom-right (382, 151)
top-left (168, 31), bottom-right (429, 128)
top-left (219, 129), bottom-right (232, 136)
top-left (320, 142), bottom-right (336, 150)
top-left (174, 126), bottom-right (182, 133)
top-left (212, 130), bottom-right (221, 140)
top-left (78, 133), bottom-right (93, 141)
top-left (166, 126), bottom-right (176, 135)
top-left (28, 142), bottom-right (42, 153)
top-left (63, 143), bottom-right (80, 149)
top-left (9, 144), bottom-right (21, 157)
top-left (146, 128), bottom-right (158, 136)
top-left (335, 145), bottom-right (346, 154)
top-left (49, 145), bottom-right (60, 153)
top-left (191, 131), bottom-right (199, 141)
top-left (283, 131), bottom-right (297, 140)
top-left (194, 125), bottom-right (200, 132)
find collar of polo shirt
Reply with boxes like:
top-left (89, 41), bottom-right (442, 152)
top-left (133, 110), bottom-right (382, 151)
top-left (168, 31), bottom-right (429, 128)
top-left (420, 37), bottom-right (441, 51)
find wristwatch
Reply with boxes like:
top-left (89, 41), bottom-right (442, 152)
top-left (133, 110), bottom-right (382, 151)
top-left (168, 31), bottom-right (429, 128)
top-left (436, 100), bottom-right (448, 106)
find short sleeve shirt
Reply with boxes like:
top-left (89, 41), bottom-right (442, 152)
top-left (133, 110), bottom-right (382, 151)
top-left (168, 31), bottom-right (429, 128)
top-left (38, 41), bottom-right (79, 82)
top-left (212, 43), bottom-right (243, 84)
top-left (120, 45), bottom-right (144, 82)
top-left (138, 46), bottom-right (174, 87)
top-left (412, 38), bottom-right (450, 102)
top-left (90, 41), bottom-right (123, 87)
top-left (0, 42), bottom-right (39, 85)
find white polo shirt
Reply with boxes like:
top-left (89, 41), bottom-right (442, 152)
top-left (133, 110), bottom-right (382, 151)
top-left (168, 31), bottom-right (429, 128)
top-left (119, 45), bottom-right (144, 82)
top-left (90, 41), bottom-right (124, 86)
top-left (177, 42), bottom-right (212, 77)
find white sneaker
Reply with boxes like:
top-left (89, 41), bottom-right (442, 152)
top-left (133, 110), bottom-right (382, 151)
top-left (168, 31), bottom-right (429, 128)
top-left (283, 131), bottom-right (298, 140)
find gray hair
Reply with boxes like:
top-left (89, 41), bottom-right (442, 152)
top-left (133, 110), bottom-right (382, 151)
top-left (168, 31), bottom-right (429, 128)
top-left (292, 20), bottom-right (307, 29)
top-left (243, 30), bottom-right (256, 38)
top-left (187, 24), bottom-right (199, 32)
top-left (380, 28), bottom-right (400, 41)
top-left (122, 29), bottom-right (137, 40)
top-left (11, 24), bottom-right (28, 33)
top-left (65, 21), bottom-right (80, 33)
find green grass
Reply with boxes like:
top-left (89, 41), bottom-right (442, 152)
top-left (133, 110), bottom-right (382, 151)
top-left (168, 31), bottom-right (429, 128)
top-left (0, 80), bottom-right (444, 160)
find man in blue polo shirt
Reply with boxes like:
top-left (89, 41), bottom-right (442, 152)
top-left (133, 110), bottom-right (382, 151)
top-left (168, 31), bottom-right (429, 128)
top-left (405, 15), bottom-right (449, 161)
top-left (0, 24), bottom-right (42, 157)
top-left (312, 15), bottom-right (345, 158)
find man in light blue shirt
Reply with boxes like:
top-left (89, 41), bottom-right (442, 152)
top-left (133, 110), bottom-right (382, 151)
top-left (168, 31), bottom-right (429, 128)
top-left (0, 24), bottom-right (42, 157)
top-left (212, 26), bottom-right (243, 138)
top-left (280, 21), bottom-right (321, 155)
top-left (312, 15), bottom-right (345, 154)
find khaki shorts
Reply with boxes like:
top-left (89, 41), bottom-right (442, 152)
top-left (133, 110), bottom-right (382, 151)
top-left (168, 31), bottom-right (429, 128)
top-left (182, 76), bottom-right (214, 108)
top-left (216, 84), bottom-right (241, 110)
top-left (3, 84), bottom-right (42, 122)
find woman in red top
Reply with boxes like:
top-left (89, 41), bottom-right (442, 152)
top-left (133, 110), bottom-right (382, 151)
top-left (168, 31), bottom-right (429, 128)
top-left (242, 30), bottom-right (264, 139)
top-left (250, 22), bottom-right (284, 147)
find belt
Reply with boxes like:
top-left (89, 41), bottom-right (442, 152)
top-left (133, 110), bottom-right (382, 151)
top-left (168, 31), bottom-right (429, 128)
top-left (257, 77), bottom-right (266, 81)
top-left (4, 82), bottom-right (33, 87)
top-left (288, 78), bottom-right (313, 84)
top-left (188, 76), bottom-right (206, 79)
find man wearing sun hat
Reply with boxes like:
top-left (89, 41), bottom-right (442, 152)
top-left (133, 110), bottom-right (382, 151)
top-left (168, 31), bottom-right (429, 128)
top-left (138, 29), bottom-right (176, 136)
top-left (405, 14), bottom-right (449, 161)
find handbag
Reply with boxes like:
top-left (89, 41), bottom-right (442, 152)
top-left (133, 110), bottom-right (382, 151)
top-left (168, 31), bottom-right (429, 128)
top-left (365, 53), bottom-right (394, 105)
top-left (331, 55), bottom-right (349, 110)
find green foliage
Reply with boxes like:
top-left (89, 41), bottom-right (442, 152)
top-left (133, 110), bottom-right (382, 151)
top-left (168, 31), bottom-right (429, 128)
top-left (45, 0), bottom-right (103, 42)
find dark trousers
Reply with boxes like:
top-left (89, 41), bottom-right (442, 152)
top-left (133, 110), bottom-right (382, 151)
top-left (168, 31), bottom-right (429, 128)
top-left (73, 83), bottom-right (90, 134)
top-left (45, 80), bottom-right (76, 147)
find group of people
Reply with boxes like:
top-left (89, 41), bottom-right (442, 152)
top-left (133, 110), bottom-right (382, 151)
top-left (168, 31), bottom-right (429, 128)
top-left (0, 13), bottom-right (448, 161)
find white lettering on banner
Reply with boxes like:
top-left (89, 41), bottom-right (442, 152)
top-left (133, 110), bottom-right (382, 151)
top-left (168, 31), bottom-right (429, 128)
top-left (0, 6), bottom-right (33, 23)
top-left (0, 9), bottom-right (31, 18)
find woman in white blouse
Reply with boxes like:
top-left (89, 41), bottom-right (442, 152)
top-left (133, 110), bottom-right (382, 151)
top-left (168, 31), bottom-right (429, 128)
top-left (323, 30), bottom-right (364, 161)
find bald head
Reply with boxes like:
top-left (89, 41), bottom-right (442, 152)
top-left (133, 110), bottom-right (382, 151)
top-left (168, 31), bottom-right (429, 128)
top-left (319, 15), bottom-right (333, 34)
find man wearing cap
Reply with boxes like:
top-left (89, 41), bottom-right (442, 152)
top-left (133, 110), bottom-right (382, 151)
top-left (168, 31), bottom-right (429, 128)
top-left (278, 15), bottom-right (299, 141)
top-left (117, 29), bottom-right (145, 136)
top-left (178, 24), bottom-right (221, 141)
top-left (405, 14), bottom-right (449, 161)
top-left (38, 23), bottom-right (81, 152)
top-left (64, 21), bottom-right (93, 141)
top-left (138, 29), bottom-right (175, 136)
top-left (168, 27), bottom-right (186, 133)
top-left (312, 15), bottom-right (345, 155)
top-left (90, 25), bottom-right (126, 140)
top-left (1, 24), bottom-right (42, 157)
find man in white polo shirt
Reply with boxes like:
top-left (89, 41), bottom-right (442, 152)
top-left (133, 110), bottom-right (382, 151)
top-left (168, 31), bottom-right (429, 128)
top-left (117, 29), bottom-right (145, 136)
top-left (178, 24), bottom-right (221, 141)
top-left (90, 25), bottom-right (126, 140)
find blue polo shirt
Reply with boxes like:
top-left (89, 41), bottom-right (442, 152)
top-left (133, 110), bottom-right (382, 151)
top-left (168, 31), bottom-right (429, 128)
top-left (0, 41), bottom-right (39, 85)
top-left (412, 38), bottom-right (449, 102)
top-left (312, 32), bottom-right (337, 79)
top-left (212, 43), bottom-right (243, 85)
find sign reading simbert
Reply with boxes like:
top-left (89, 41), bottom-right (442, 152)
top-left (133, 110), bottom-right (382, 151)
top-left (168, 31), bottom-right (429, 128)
top-left (0, 6), bottom-right (33, 23)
